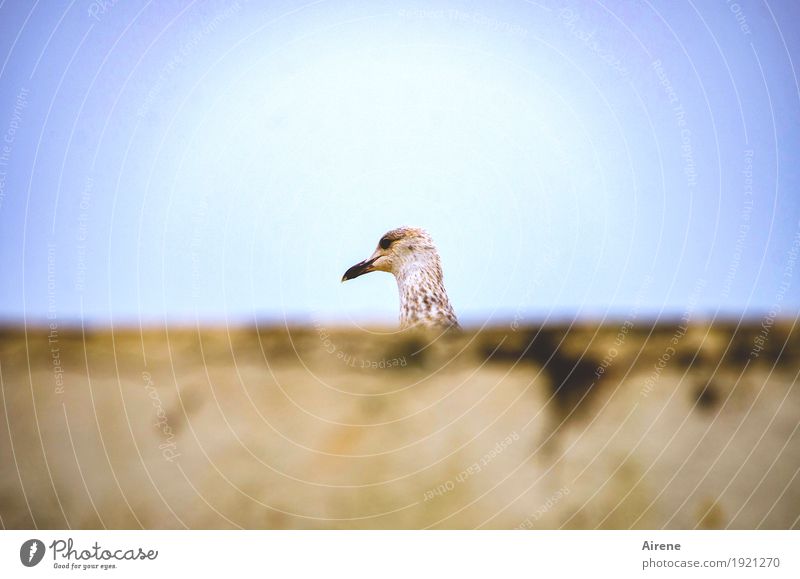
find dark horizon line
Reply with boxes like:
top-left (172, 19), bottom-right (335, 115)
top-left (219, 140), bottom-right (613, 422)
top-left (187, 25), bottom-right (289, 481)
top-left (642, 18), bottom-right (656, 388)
top-left (0, 311), bottom-right (795, 333)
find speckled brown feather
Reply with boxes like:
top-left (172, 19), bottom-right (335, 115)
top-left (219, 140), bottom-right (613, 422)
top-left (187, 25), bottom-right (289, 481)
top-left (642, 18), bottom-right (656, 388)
top-left (343, 227), bottom-right (460, 330)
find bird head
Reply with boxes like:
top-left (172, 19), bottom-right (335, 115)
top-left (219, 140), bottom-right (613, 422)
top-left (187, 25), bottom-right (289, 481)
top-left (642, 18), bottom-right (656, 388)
top-left (341, 227), bottom-right (438, 282)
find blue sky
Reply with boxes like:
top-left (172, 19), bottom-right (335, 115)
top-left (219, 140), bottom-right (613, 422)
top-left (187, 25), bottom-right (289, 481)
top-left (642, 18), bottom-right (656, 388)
top-left (0, 0), bottom-right (798, 327)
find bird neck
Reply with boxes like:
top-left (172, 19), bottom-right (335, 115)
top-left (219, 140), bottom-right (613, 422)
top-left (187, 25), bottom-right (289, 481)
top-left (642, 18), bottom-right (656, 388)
top-left (394, 260), bottom-right (458, 329)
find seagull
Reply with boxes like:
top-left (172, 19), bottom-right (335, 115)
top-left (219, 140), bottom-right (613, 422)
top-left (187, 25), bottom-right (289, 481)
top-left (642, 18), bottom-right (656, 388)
top-left (342, 227), bottom-right (460, 329)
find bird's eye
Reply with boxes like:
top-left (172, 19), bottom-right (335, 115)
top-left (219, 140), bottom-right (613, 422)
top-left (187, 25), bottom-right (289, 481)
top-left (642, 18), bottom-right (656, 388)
top-left (379, 237), bottom-right (392, 250)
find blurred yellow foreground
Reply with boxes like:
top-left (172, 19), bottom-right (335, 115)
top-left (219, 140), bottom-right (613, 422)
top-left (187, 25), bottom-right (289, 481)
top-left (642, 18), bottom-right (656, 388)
top-left (0, 321), bottom-right (797, 529)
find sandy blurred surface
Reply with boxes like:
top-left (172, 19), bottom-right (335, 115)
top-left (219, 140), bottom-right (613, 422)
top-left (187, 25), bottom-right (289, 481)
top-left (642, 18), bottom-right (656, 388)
top-left (0, 321), bottom-right (798, 529)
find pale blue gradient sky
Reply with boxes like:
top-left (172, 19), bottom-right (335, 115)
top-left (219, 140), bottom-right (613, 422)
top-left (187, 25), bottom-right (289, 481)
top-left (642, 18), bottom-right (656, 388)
top-left (0, 0), bottom-right (798, 327)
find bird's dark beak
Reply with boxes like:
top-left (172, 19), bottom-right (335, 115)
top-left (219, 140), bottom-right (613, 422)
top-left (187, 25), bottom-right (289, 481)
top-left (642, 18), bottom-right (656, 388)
top-left (341, 257), bottom-right (377, 282)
